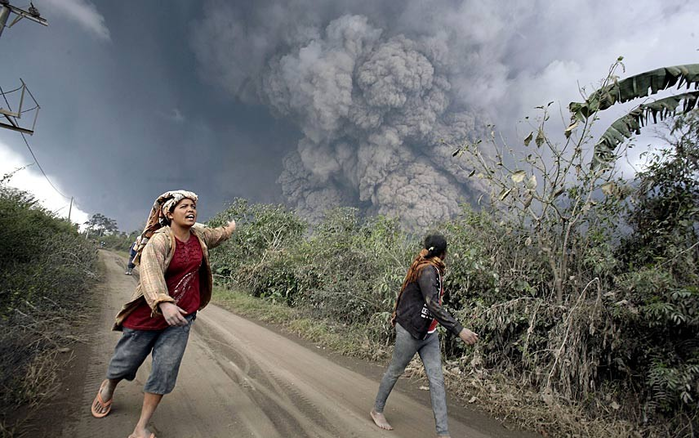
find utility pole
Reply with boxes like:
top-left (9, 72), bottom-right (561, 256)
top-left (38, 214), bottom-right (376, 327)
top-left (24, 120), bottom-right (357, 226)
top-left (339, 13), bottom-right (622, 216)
top-left (0, 0), bottom-right (47, 39)
top-left (68, 196), bottom-right (73, 222)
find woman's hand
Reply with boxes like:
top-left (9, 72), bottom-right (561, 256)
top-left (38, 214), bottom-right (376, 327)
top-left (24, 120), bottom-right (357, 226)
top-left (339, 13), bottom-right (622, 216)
top-left (225, 219), bottom-right (236, 235)
top-left (159, 302), bottom-right (188, 327)
top-left (459, 328), bottom-right (479, 345)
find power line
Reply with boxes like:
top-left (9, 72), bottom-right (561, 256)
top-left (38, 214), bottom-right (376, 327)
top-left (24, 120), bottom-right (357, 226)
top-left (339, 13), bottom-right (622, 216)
top-left (0, 84), bottom-right (70, 200)
top-left (18, 131), bottom-right (71, 199)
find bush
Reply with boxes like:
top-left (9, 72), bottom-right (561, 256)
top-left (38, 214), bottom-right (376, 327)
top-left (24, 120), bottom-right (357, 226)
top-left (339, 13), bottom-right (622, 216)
top-left (294, 209), bottom-right (412, 328)
top-left (0, 187), bottom-right (98, 317)
top-left (0, 181), bottom-right (98, 427)
top-left (206, 198), bottom-right (307, 292)
top-left (99, 230), bottom-right (140, 252)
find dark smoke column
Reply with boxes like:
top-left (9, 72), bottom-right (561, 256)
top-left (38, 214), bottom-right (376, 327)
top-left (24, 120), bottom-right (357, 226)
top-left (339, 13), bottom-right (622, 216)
top-left (194, 8), bottom-right (486, 230)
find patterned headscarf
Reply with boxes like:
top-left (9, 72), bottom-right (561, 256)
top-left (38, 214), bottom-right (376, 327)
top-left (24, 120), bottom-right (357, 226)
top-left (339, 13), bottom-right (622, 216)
top-left (131, 190), bottom-right (198, 266)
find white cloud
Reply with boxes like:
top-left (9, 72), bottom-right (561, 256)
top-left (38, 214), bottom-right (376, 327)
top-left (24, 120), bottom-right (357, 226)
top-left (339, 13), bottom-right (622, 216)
top-left (0, 141), bottom-right (90, 226)
top-left (41, 0), bottom-right (111, 41)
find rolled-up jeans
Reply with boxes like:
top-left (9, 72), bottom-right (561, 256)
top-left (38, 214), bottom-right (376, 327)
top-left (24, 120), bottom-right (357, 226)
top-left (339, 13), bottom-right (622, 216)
top-left (106, 313), bottom-right (196, 395)
top-left (374, 322), bottom-right (449, 436)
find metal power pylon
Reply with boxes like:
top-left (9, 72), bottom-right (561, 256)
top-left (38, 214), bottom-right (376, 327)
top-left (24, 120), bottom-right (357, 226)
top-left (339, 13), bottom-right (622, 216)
top-left (0, 1), bottom-right (47, 135)
top-left (0, 0), bottom-right (47, 38)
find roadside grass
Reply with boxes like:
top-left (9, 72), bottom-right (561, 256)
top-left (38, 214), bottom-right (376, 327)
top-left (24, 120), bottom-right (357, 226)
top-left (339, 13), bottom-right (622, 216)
top-left (0, 257), bottom-right (103, 438)
top-left (0, 315), bottom-right (91, 438)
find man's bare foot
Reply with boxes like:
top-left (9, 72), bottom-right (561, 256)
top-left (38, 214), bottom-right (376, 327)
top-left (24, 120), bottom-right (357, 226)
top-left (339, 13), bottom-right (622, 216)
top-left (370, 408), bottom-right (393, 430)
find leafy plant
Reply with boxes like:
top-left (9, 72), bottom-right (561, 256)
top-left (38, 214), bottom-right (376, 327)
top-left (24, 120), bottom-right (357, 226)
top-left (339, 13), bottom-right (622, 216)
top-left (0, 177), bottom-right (98, 434)
top-left (569, 61), bottom-right (699, 168)
top-left (206, 198), bottom-right (307, 288)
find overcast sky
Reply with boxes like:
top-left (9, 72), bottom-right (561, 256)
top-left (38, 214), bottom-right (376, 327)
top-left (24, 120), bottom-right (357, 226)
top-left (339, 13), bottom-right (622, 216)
top-left (0, 0), bottom-right (697, 232)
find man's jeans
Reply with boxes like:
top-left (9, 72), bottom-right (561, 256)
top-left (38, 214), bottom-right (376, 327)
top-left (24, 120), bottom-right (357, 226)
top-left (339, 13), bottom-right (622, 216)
top-left (374, 323), bottom-right (449, 436)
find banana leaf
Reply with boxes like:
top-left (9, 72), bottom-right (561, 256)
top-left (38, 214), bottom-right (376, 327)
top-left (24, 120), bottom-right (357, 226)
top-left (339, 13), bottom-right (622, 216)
top-left (570, 64), bottom-right (699, 120)
top-left (592, 91), bottom-right (699, 169)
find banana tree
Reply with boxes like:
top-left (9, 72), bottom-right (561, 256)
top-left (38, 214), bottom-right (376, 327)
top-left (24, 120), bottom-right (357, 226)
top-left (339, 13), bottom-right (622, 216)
top-left (568, 63), bottom-right (699, 169)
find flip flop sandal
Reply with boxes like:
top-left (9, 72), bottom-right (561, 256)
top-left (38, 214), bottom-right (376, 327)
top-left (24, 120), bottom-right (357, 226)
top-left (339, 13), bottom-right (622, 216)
top-left (90, 379), bottom-right (114, 418)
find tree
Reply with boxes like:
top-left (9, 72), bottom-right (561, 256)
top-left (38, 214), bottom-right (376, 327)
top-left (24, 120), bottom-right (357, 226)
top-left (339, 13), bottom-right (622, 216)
top-left (568, 60), bottom-right (699, 169)
top-left (450, 99), bottom-right (623, 304)
top-left (84, 213), bottom-right (118, 238)
top-left (447, 62), bottom-right (699, 432)
top-left (622, 111), bottom-right (699, 269)
top-left (450, 60), bottom-right (698, 303)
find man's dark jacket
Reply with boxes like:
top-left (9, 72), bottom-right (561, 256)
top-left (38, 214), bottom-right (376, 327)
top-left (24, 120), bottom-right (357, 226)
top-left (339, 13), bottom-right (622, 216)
top-left (394, 265), bottom-right (464, 340)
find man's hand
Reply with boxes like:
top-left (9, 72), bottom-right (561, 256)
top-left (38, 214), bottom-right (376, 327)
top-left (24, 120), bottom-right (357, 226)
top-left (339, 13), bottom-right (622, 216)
top-left (225, 219), bottom-right (236, 235)
top-left (459, 328), bottom-right (478, 345)
top-left (159, 302), bottom-right (188, 327)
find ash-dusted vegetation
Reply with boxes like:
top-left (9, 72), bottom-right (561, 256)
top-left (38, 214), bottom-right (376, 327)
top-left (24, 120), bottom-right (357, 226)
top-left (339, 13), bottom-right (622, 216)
top-left (0, 177), bottom-right (98, 436)
top-left (209, 110), bottom-right (699, 437)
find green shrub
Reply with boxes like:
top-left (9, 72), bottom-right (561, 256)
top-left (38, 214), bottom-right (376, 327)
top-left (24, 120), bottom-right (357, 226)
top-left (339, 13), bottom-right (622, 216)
top-left (0, 186), bottom-right (98, 317)
top-left (99, 230), bottom-right (140, 252)
top-left (0, 181), bottom-right (98, 424)
top-left (206, 198), bottom-right (307, 289)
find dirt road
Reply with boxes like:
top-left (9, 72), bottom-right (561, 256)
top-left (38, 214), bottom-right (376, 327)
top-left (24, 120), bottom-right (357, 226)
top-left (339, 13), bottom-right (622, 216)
top-left (58, 251), bottom-right (531, 438)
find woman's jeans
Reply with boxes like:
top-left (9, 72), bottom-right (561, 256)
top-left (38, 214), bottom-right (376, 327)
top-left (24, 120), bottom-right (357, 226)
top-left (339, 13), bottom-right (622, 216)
top-left (374, 323), bottom-right (449, 436)
top-left (106, 314), bottom-right (195, 395)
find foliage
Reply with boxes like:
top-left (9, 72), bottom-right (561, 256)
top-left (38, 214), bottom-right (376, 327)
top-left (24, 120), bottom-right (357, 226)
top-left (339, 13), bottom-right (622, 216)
top-left (569, 63), bottom-right (699, 119)
top-left (592, 92), bottom-right (699, 167)
top-left (206, 198), bottom-right (308, 298)
top-left (293, 209), bottom-right (412, 329)
top-left (0, 177), bottom-right (98, 432)
top-left (84, 212), bottom-right (118, 238)
top-left (208, 203), bottom-right (412, 329)
top-left (621, 110), bottom-right (699, 271)
top-left (569, 60), bottom-right (699, 169)
top-left (448, 72), bottom-right (697, 433)
top-left (0, 185), bottom-right (98, 317)
top-left (614, 112), bottom-right (699, 427)
top-left (452, 102), bottom-right (624, 304)
top-left (98, 230), bottom-right (140, 252)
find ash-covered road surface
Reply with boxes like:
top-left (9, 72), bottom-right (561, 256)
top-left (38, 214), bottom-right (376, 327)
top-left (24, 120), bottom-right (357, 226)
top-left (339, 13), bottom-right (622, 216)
top-left (59, 251), bottom-right (534, 438)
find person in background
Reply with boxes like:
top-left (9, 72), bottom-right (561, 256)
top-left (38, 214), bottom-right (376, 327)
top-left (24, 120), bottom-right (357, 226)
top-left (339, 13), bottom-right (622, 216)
top-left (90, 190), bottom-right (236, 438)
top-left (371, 234), bottom-right (478, 438)
top-left (125, 237), bottom-right (139, 275)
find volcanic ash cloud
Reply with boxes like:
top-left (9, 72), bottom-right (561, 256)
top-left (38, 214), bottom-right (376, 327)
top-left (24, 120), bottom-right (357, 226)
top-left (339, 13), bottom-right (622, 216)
top-left (195, 11), bottom-right (485, 229)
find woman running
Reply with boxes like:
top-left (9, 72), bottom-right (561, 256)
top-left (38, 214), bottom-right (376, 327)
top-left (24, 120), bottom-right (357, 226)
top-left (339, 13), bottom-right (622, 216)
top-left (90, 190), bottom-right (236, 438)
